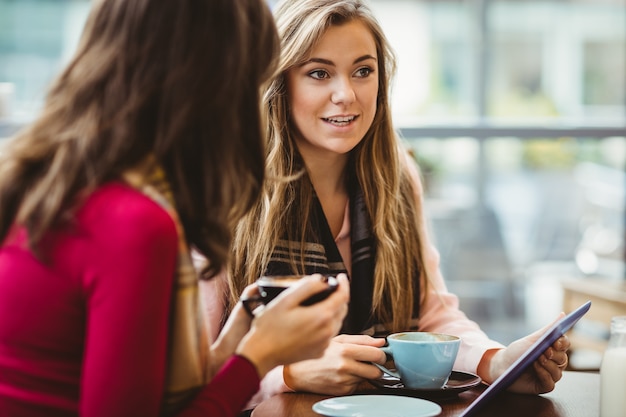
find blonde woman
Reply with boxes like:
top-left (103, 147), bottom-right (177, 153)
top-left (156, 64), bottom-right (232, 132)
top-left (217, 0), bottom-right (571, 404)
top-left (0, 0), bottom-right (349, 416)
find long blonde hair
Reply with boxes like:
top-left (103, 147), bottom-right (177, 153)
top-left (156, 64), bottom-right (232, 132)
top-left (0, 0), bottom-right (279, 278)
top-left (230, 0), bottom-right (431, 332)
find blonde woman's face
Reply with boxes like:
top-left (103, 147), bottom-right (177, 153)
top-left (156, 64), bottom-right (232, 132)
top-left (286, 20), bottom-right (378, 162)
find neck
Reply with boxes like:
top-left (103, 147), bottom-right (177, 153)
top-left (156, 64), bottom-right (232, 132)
top-left (304, 153), bottom-right (348, 198)
top-left (295, 138), bottom-right (350, 196)
top-left (298, 146), bottom-right (350, 238)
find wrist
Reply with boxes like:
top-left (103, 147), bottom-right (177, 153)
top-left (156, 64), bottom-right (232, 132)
top-left (283, 364), bottom-right (298, 391)
top-left (236, 336), bottom-right (277, 379)
top-left (209, 343), bottom-right (229, 378)
top-left (477, 348), bottom-right (502, 385)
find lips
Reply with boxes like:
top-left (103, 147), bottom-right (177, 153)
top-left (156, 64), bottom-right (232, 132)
top-left (322, 115), bottom-right (358, 126)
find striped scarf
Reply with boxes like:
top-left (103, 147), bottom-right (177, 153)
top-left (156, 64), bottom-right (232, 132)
top-left (264, 176), bottom-right (376, 334)
top-left (123, 159), bottom-right (209, 416)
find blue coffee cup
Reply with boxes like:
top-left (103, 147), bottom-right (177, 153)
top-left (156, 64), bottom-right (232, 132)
top-left (373, 332), bottom-right (461, 390)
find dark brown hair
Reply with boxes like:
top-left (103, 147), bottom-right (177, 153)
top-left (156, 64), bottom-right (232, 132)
top-left (0, 0), bottom-right (279, 278)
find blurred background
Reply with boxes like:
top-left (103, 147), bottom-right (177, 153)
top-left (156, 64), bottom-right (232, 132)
top-left (1, 0), bottom-right (624, 370)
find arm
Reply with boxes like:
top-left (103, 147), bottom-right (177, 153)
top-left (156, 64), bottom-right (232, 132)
top-left (402, 150), bottom-right (504, 374)
top-left (199, 270), bottom-right (347, 405)
top-left (200, 269), bottom-right (353, 406)
top-left (200, 271), bottom-right (292, 407)
top-left (477, 317), bottom-right (570, 394)
top-left (415, 245), bottom-right (505, 373)
top-left (405, 150), bottom-right (569, 393)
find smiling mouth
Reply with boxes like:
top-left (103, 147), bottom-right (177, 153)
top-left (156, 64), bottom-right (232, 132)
top-left (322, 115), bottom-right (358, 126)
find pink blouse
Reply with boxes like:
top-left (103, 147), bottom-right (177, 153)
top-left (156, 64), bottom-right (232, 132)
top-left (200, 155), bottom-right (503, 408)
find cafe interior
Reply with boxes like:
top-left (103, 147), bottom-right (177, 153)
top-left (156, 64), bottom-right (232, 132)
top-left (1, 0), bottom-right (624, 416)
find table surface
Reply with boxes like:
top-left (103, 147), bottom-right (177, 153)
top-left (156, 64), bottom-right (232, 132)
top-left (250, 371), bottom-right (600, 417)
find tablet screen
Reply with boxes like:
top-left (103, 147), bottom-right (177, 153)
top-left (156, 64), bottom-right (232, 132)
top-left (460, 300), bottom-right (591, 417)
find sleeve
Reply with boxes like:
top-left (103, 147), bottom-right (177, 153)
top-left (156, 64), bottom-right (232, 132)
top-left (80, 196), bottom-right (179, 417)
top-left (417, 255), bottom-right (505, 374)
top-left (79, 190), bottom-right (260, 417)
top-left (183, 355), bottom-right (260, 416)
top-left (403, 150), bottom-right (504, 375)
top-left (243, 366), bottom-right (293, 409)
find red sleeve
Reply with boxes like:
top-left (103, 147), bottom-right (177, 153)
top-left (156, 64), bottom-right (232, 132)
top-left (79, 187), bottom-right (180, 417)
top-left (179, 355), bottom-right (260, 416)
top-left (77, 185), bottom-right (259, 417)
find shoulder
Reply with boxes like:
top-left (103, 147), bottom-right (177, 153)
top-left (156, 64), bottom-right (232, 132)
top-left (77, 182), bottom-right (179, 249)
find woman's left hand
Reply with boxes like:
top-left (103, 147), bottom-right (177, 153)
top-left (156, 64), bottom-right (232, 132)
top-left (479, 313), bottom-right (570, 394)
top-left (209, 284), bottom-right (257, 376)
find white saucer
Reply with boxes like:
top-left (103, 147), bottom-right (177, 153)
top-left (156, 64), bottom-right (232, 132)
top-left (312, 394), bottom-right (441, 417)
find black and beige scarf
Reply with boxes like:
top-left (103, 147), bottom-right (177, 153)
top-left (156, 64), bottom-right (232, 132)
top-left (264, 176), bottom-right (376, 334)
top-left (123, 159), bottom-right (208, 416)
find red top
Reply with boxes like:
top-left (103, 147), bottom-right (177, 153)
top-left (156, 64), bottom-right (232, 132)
top-left (0, 182), bottom-right (260, 417)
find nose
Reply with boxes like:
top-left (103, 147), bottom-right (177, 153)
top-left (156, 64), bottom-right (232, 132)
top-left (330, 77), bottom-right (356, 105)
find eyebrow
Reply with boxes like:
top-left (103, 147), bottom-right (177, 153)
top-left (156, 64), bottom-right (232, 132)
top-left (302, 54), bottom-right (377, 66)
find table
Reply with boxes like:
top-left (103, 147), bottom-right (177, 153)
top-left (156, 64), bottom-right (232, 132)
top-left (250, 371), bottom-right (600, 417)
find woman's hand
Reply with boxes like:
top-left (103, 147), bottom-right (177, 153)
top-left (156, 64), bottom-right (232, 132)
top-left (283, 334), bottom-right (388, 396)
top-left (478, 313), bottom-right (570, 394)
top-left (209, 283), bottom-right (258, 377)
top-left (236, 274), bottom-right (350, 379)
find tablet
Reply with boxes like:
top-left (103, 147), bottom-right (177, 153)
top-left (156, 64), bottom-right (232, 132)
top-left (460, 300), bottom-right (591, 417)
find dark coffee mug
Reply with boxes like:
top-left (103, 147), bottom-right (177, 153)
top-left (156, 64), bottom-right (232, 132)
top-left (241, 275), bottom-right (338, 316)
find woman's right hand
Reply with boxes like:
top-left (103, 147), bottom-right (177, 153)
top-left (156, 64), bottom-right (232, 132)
top-left (283, 334), bottom-right (388, 395)
top-left (235, 273), bottom-right (349, 379)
